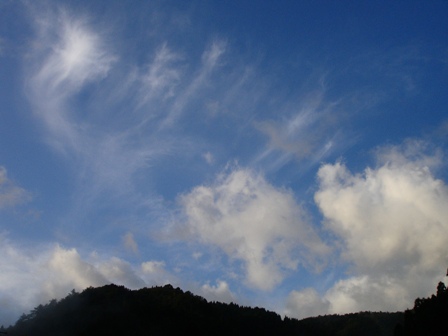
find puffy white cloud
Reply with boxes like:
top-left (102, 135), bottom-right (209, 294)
top-left (310, 141), bottom-right (448, 314)
top-left (180, 167), bottom-right (329, 291)
top-left (96, 257), bottom-right (146, 290)
top-left (324, 275), bottom-right (411, 315)
top-left (200, 280), bottom-right (235, 303)
top-left (0, 240), bottom-right (106, 325)
top-left (0, 237), bottom-right (177, 326)
top-left (141, 260), bottom-right (178, 286)
top-left (0, 166), bottom-right (30, 209)
top-left (45, 246), bottom-right (109, 294)
top-left (285, 288), bottom-right (330, 320)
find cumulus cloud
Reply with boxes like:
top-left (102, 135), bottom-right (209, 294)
top-left (285, 288), bottom-right (330, 320)
top-left (315, 141), bottom-right (448, 275)
top-left (96, 257), bottom-right (146, 289)
top-left (0, 166), bottom-right (30, 208)
top-left (141, 261), bottom-right (178, 286)
top-left (200, 280), bottom-right (235, 303)
top-left (324, 275), bottom-right (411, 315)
top-left (0, 237), bottom-right (176, 326)
top-left (180, 166), bottom-right (329, 291)
top-left (0, 240), bottom-right (108, 325)
top-left (285, 141), bottom-right (448, 317)
top-left (283, 142), bottom-right (448, 319)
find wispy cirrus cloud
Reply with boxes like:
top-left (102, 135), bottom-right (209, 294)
top-left (254, 88), bottom-right (347, 174)
top-left (122, 232), bottom-right (138, 254)
top-left (27, 8), bottom-right (115, 151)
top-left (24, 7), bottom-right (173, 207)
top-left (0, 166), bottom-right (31, 209)
top-left (159, 39), bottom-right (227, 128)
top-left (24, 5), bottom-right (233, 203)
top-left (137, 43), bottom-right (182, 108)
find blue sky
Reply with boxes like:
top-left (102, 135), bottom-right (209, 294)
top-left (1, 0), bottom-right (448, 325)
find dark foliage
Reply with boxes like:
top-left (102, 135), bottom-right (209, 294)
top-left (6, 284), bottom-right (288, 336)
top-left (395, 281), bottom-right (448, 336)
top-left (5, 284), bottom-right (405, 336)
top-left (297, 312), bottom-right (403, 336)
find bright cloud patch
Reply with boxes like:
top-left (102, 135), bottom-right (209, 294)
top-left (0, 237), bottom-right (173, 325)
top-left (285, 288), bottom-right (330, 320)
top-left (32, 10), bottom-right (114, 96)
top-left (141, 261), bottom-right (178, 287)
top-left (180, 167), bottom-right (329, 291)
top-left (299, 142), bottom-right (448, 316)
top-left (200, 280), bottom-right (235, 303)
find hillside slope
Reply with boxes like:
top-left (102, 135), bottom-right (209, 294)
top-left (3, 284), bottom-right (403, 336)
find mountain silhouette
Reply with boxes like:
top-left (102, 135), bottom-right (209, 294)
top-left (0, 282), bottom-right (425, 336)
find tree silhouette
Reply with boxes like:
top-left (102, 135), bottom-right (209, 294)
top-left (397, 278), bottom-right (448, 336)
top-left (5, 283), bottom-right (405, 336)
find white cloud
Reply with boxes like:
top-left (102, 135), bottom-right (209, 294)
top-left (308, 141), bottom-right (448, 315)
top-left (0, 166), bottom-right (30, 209)
top-left (324, 275), bottom-right (411, 315)
top-left (27, 8), bottom-right (115, 153)
top-left (31, 9), bottom-right (114, 96)
top-left (24, 7), bottom-right (170, 205)
top-left (141, 260), bottom-right (178, 286)
top-left (180, 166), bottom-right (329, 291)
top-left (0, 239), bottom-right (108, 325)
top-left (25, 9), bottom-right (117, 181)
top-left (285, 288), bottom-right (330, 320)
top-left (44, 246), bottom-right (109, 295)
top-left (0, 237), bottom-right (176, 326)
top-left (200, 280), bottom-right (235, 303)
top-left (96, 257), bottom-right (146, 289)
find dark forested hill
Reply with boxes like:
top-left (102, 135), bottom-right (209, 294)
top-left (296, 312), bottom-right (403, 336)
top-left (2, 284), bottom-right (404, 336)
top-left (4, 284), bottom-right (289, 336)
top-left (395, 281), bottom-right (448, 336)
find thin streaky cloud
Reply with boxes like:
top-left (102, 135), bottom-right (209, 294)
top-left (0, 166), bottom-right (31, 209)
top-left (159, 39), bottom-right (227, 129)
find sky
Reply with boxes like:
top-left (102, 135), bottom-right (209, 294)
top-left (1, 0), bottom-right (448, 326)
